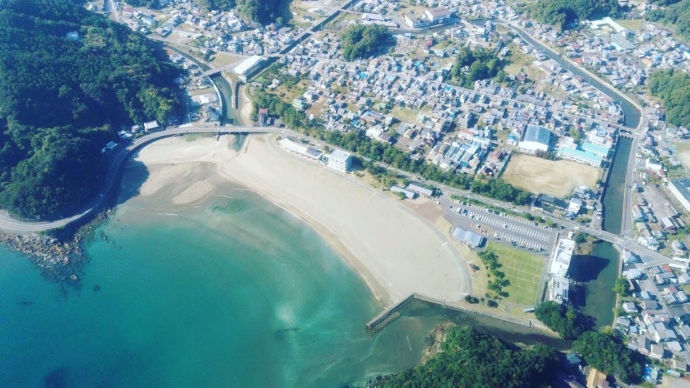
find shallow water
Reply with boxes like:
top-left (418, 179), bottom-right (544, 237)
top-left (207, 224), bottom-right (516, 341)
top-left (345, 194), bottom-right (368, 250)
top-left (0, 186), bottom-right (449, 387)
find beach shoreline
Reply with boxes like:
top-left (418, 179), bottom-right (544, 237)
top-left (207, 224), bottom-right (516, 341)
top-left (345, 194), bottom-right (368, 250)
top-left (128, 134), bottom-right (471, 307)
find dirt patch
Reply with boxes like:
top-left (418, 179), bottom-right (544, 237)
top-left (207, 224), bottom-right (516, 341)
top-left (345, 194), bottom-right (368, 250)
top-left (502, 154), bottom-right (601, 198)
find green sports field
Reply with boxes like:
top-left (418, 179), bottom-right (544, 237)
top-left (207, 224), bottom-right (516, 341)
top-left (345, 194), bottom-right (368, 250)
top-left (485, 242), bottom-right (546, 306)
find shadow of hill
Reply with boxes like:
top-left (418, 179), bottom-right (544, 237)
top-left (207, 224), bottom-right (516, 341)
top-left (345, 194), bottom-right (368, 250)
top-left (49, 158), bottom-right (149, 242)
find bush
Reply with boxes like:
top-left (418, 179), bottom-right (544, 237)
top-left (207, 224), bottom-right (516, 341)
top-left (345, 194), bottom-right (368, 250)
top-left (573, 331), bottom-right (644, 384)
top-left (378, 326), bottom-right (559, 387)
top-left (534, 301), bottom-right (592, 339)
top-left (341, 25), bottom-right (394, 61)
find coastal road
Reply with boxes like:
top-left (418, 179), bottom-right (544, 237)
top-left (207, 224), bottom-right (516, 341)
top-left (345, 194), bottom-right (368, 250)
top-left (0, 125), bottom-right (281, 234)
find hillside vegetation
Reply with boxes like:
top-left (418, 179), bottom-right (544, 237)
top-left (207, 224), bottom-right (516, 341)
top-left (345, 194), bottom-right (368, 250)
top-left (0, 0), bottom-right (180, 219)
top-left (341, 25), bottom-right (394, 61)
top-left (648, 69), bottom-right (690, 128)
top-left (647, 0), bottom-right (690, 41)
top-left (451, 47), bottom-right (507, 88)
top-left (375, 326), bottom-right (558, 387)
top-left (197, 0), bottom-right (291, 25)
top-left (529, 0), bottom-right (620, 29)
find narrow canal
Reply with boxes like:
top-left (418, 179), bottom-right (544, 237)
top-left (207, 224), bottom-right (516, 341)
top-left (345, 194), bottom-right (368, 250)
top-left (210, 73), bottom-right (238, 125)
top-left (568, 242), bottom-right (621, 329)
top-left (568, 137), bottom-right (632, 328)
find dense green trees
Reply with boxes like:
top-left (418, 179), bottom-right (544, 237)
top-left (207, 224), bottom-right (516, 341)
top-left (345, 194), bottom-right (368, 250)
top-left (534, 301), bottom-right (591, 339)
top-left (646, 0), bottom-right (690, 41)
top-left (478, 249), bottom-right (511, 298)
top-left (648, 70), bottom-right (690, 128)
top-left (196, 0), bottom-right (290, 25)
top-left (377, 326), bottom-right (559, 387)
top-left (612, 277), bottom-right (630, 296)
top-left (530, 0), bottom-right (620, 29)
top-left (341, 25), bottom-right (394, 61)
top-left (0, 0), bottom-right (181, 219)
top-left (451, 47), bottom-right (507, 88)
top-left (124, 0), bottom-right (161, 8)
top-left (196, 0), bottom-right (235, 10)
top-left (573, 331), bottom-right (644, 384)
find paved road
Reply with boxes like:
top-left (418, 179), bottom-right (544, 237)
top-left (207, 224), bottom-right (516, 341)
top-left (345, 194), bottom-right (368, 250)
top-left (0, 125), bottom-right (280, 233)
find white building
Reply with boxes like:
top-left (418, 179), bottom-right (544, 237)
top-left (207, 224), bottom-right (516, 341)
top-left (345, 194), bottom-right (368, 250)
top-left (144, 120), bottom-right (160, 132)
top-left (279, 137), bottom-right (323, 160)
top-left (233, 55), bottom-right (265, 81)
top-left (546, 238), bottom-right (576, 304)
top-left (669, 179), bottom-right (690, 212)
top-left (550, 238), bottom-right (575, 277)
top-left (323, 149), bottom-right (352, 173)
top-left (519, 125), bottom-right (552, 153)
top-left (424, 8), bottom-right (452, 24)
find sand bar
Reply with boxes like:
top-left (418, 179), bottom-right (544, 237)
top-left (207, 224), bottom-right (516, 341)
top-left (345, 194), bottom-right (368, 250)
top-left (133, 134), bottom-right (471, 305)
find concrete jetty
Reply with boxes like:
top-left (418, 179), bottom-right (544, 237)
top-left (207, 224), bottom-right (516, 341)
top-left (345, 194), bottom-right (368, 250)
top-left (366, 293), bottom-right (547, 333)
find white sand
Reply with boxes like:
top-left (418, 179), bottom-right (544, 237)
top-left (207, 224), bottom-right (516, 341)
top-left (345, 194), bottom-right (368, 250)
top-left (134, 135), bottom-right (471, 305)
top-left (172, 180), bottom-right (215, 205)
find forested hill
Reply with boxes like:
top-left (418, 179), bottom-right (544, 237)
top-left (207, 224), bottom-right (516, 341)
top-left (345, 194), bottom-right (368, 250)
top-left (374, 326), bottom-right (559, 387)
top-left (0, 0), bottom-right (181, 220)
top-left (125, 0), bottom-right (291, 25)
top-left (197, 0), bottom-right (291, 25)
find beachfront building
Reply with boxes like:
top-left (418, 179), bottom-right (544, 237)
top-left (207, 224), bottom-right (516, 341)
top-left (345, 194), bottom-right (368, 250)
top-left (323, 149), bottom-right (352, 173)
top-left (391, 185), bottom-right (416, 199)
top-left (279, 137), bottom-right (323, 160)
top-left (669, 178), bottom-right (690, 213)
top-left (452, 227), bottom-right (485, 248)
top-left (546, 238), bottom-right (575, 304)
top-left (406, 183), bottom-right (434, 198)
top-left (519, 125), bottom-right (552, 153)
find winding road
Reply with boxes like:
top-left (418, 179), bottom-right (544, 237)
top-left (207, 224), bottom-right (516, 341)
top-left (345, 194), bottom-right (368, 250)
top-left (0, 125), bottom-right (280, 233)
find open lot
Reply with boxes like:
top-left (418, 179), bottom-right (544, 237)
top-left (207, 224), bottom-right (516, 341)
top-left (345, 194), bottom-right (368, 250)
top-left (485, 242), bottom-right (545, 306)
top-left (502, 154), bottom-right (601, 198)
top-left (674, 142), bottom-right (690, 170)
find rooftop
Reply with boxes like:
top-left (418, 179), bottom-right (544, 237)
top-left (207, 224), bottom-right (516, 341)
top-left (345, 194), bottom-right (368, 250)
top-left (671, 179), bottom-right (690, 202)
top-left (523, 125), bottom-right (552, 145)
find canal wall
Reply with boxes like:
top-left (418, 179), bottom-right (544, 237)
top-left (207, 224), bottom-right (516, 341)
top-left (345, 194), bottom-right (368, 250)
top-left (600, 137), bottom-right (632, 234)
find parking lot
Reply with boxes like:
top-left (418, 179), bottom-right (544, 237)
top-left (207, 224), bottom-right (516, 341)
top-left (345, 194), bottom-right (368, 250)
top-left (442, 199), bottom-right (558, 255)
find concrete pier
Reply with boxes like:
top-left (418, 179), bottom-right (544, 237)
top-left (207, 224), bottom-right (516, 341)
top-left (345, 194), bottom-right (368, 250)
top-left (366, 293), bottom-right (548, 334)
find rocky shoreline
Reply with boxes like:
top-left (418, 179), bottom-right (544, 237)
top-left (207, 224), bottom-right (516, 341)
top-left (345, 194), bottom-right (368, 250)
top-left (0, 210), bottom-right (112, 286)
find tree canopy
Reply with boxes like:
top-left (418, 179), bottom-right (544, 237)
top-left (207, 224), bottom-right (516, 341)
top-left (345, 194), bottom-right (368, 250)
top-left (530, 0), bottom-right (620, 29)
top-left (376, 325), bottom-right (559, 387)
top-left (124, 0), bottom-right (162, 8)
top-left (573, 331), bottom-right (644, 384)
top-left (646, 0), bottom-right (690, 41)
top-left (451, 47), bottom-right (507, 88)
top-left (0, 0), bottom-right (181, 219)
top-left (648, 69), bottom-right (690, 128)
top-left (341, 25), bottom-right (394, 61)
top-left (534, 301), bottom-right (592, 339)
top-left (196, 0), bottom-right (291, 25)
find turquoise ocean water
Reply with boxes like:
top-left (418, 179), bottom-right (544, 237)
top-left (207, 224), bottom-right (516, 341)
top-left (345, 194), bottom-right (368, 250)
top-left (0, 186), bottom-right (444, 387)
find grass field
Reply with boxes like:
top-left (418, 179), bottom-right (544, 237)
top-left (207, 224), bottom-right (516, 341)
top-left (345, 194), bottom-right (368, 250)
top-left (502, 154), bottom-right (601, 198)
top-left (675, 142), bottom-right (690, 170)
top-left (485, 242), bottom-right (545, 306)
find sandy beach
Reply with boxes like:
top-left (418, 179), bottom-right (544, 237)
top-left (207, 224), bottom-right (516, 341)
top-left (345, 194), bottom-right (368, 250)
top-left (131, 134), bottom-right (471, 305)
